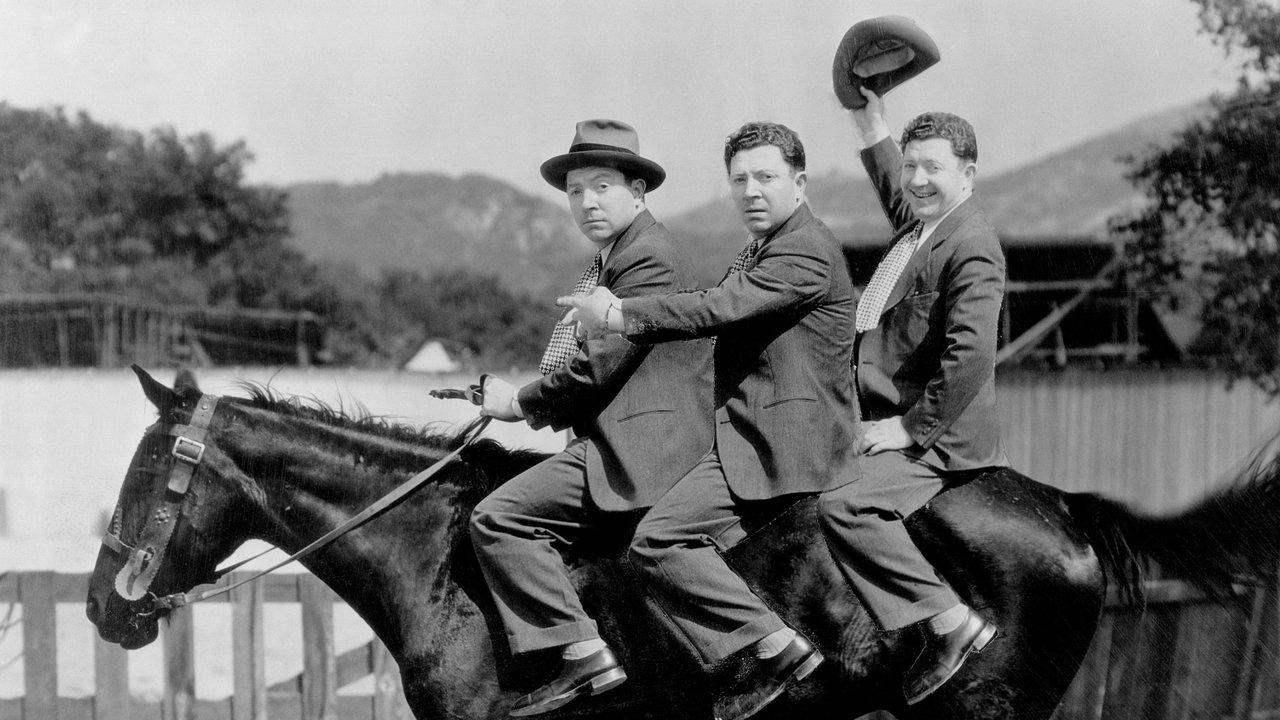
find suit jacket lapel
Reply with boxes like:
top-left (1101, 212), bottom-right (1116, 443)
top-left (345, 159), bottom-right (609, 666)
top-left (757, 204), bottom-right (814, 253)
top-left (881, 195), bottom-right (982, 313)
top-left (600, 210), bottom-right (656, 278)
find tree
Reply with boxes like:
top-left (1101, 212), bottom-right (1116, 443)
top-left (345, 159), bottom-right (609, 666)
top-left (0, 105), bottom-right (295, 303)
top-left (1116, 0), bottom-right (1280, 394)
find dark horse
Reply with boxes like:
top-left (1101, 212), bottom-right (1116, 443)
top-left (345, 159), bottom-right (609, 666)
top-left (87, 368), bottom-right (1280, 719)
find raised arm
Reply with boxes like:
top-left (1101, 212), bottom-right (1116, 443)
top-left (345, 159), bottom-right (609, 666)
top-left (853, 89), bottom-right (916, 234)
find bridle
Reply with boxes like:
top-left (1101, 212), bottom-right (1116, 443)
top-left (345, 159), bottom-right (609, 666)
top-left (104, 394), bottom-right (220, 609)
top-left (100, 391), bottom-right (491, 614)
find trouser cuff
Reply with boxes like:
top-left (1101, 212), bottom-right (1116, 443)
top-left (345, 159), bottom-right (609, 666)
top-left (508, 619), bottom-right (600, 655)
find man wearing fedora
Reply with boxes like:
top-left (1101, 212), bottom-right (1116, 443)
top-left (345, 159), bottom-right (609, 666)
top-left (817, 79), bottom-right (1008, 705)
top-left (561, 121), bottom-right (859, 720)
top-left (469, 119), bottom-right (714, 717)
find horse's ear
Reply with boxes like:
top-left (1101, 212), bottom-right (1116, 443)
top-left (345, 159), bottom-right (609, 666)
top-left (132, 364), bottom-right (180, 412)
top-left (173, 367), bottom-right (202, 395)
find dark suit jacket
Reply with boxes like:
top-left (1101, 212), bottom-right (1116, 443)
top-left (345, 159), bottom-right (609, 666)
top-left (857, 137), bottom-right (1008, 471)
top-left (517, 210), bottom-right (715, 512)
top-left (622, 204), bottom-right (860, 500)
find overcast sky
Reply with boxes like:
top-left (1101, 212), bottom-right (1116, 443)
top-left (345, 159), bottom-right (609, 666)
top-left (0, 0), bottom-right (1240, 214)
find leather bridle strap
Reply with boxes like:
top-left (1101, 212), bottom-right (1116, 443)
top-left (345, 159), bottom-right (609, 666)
top-left (113, 395), bottom-right (220, 601)
top-left (146, 415), bottom-right (493, 612)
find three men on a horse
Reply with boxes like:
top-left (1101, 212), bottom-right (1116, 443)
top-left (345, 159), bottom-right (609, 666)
top-left (470, 16), bottom-right (1008, 720)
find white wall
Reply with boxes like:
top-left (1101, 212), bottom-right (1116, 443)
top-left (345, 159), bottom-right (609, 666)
top-left (0, 367), bottom-right (565, 571)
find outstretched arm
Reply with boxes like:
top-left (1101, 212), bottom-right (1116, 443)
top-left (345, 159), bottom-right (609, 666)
top-left (562, 230), bottom-right (835, 343)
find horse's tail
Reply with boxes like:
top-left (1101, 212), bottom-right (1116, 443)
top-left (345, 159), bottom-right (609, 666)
top-left (1063, 433), bottom-right (1280, 603)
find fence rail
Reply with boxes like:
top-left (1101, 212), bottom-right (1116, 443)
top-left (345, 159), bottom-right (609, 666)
top-left (0, 571), bottom-right (410, 720)
top-left (2, 570), bottom-right (1277, 720)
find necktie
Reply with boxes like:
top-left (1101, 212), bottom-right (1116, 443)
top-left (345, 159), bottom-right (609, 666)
top-left (855, 222), bottom-right (922, 332)
top-left (723, 238), bottom-right (760, 281)
top-left (538, 252), bottom-right (603, 375)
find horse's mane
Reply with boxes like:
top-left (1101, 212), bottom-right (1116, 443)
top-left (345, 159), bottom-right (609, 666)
top-left (229, 381), bottom-right (550, 489)
top-left (232, 381), bottom-right (481, 452)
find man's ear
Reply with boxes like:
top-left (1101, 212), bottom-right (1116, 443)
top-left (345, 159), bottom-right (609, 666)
top-left (793, 170), bottom-right (808, 199)
top-left (630, 178), bottom-right (647, 202)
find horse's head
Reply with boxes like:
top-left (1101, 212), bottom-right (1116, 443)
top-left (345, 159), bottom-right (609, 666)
top-left (86, 366), bottom-right (253, 649)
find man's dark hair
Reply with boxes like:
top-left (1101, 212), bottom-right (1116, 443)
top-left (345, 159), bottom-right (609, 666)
top-left (900, 112), bottom-right (978, 163)
top-left (723, 122), bottom-right (806, 172)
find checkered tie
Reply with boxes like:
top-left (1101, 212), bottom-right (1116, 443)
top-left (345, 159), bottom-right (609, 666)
top-left (538, 252), bottom-right (603, 375)
top-left (855, 222), bottom-right (922, 332)
top-left (723, 238), bottom-right (760, 281)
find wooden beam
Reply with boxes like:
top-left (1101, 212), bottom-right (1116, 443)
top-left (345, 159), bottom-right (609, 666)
top-left (20, 572), bottom-right (57, 720)
top-left (997, 258), bottom-right (1122, 366)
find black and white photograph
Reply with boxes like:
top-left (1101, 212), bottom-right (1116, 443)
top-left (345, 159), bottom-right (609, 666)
top-left (1, 1), bottom-right (1279, 718)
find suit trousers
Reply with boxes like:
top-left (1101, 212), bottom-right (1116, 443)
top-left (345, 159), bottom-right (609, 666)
top-left (469, 437), bottom-right (620, 655)
top-left (627, 450), bottom-right (790, 666)
top-left (817, 450), bottom-right (965, 631)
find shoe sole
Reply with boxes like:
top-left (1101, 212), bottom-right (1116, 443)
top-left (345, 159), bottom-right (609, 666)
top-left (715, 650), bottom-right (824, 720)
top-left (904, 624), bottom-right (998, 706)
top-left (509, 668), bottom-right (628, 717)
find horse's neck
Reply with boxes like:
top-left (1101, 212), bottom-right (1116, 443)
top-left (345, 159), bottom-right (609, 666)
top-left (230, 407), bottom-right (472, 654)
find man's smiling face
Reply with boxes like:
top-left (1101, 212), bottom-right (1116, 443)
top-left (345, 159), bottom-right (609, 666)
top-left (898, 137), bottom-right (974, 223)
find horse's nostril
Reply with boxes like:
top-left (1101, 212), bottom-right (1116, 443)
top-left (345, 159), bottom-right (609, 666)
top-left (86, 596), bottom-right (100, 623)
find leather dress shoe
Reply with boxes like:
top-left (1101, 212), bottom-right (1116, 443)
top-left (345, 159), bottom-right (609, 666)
top-left (903, 609), bottom-right (998, 705)
top-left (509, 647), bottom-right (627, 717)
top-left (713, 635), bottom-right (824, 720)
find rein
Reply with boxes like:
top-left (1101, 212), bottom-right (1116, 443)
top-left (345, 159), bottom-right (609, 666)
top-left (103, 391), bottom-right (492, 614)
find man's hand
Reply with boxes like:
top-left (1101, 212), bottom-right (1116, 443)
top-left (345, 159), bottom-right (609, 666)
top-left (480, 376), bottom-right (522, 422)
top-left (851, 87), bottom-right (890, 146)
top-left (858, 416), bottom-right (915, 455)
top-left (556, 286), bottom-right (620, 338)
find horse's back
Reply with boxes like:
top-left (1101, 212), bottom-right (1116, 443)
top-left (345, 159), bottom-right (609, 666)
top-left (725, 468), bottom-right (1106, 719)
top-left (905, 468), bottom-right (1107, 718)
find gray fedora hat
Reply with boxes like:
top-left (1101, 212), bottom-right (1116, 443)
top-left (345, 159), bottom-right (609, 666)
top-left (540, 119), bottom-right (666, 192)
top-left (833, 16), bottom-right (941, 110)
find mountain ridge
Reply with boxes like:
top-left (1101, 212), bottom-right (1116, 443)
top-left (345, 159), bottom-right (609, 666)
top-left (284, 102), bottom-right (1208, 297)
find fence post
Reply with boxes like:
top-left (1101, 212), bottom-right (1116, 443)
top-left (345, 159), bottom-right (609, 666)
top-left (163, 607), bottom-right (197, 720)
top-left (94, 635), bottom-right (131, 720)
top-left (300, 575), bottom-right (338, 720)
top-left (1233, 566), bottom-right (1280, 719)
top-left (232, 577), bottom-right (267, 720)
top-left (20, 571), bottom-right (57, 719)
top-left (371, 638), bottom-right (409, 720)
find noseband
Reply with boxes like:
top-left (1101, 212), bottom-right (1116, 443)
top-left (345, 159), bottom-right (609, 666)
top-left (103, 394), bottom-right (220, 603)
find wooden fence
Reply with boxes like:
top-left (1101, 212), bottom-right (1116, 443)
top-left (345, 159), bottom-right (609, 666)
top-left (0, 571), bottom-right (410, 720)
top-left (2, 570), bottom-right (1278, 720)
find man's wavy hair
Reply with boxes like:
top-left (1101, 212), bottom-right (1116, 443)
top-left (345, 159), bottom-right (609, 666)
top-left (900, 112), bottom-right (978, 163)
top-left (723, 122), bottom-right (806, 173)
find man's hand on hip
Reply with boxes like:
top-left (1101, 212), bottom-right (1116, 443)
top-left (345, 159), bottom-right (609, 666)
top-left (858, 416), bottom-right (915, 455)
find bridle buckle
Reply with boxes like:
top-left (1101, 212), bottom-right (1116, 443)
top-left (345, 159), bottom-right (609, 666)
top-left (171, 436), bottom-right (206, 465)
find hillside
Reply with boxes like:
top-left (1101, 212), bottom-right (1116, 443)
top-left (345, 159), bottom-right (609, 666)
top-left (285, 103), bottom-right (1210, 294)
top-left (286, 173), bottom-right (592, 301)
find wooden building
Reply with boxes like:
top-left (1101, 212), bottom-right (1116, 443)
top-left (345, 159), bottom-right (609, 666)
top-left (0, 293), bottom-right (322, 368)
top-left (845, 236), bottom-right (1190, 371)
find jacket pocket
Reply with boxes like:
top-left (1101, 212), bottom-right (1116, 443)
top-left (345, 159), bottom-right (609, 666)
top-left (618, 408), bottom-right (675, 422)
top-left (762, 397), bottom-right (817, 409)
